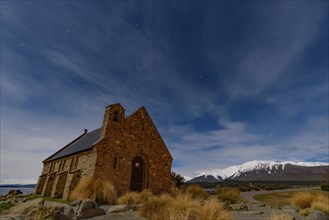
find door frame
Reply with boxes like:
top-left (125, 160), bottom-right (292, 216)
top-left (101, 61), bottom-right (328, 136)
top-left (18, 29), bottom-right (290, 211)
top-left (130, 155), bottom-right (148, 191)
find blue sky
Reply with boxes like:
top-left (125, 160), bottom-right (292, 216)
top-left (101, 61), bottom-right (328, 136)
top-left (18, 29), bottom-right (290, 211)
top-left (1, 1), bottom-right (328, 184)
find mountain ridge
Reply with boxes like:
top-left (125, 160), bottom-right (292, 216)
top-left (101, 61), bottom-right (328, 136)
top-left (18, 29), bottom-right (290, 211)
top-left (187, 160), bottom-right (329, 183)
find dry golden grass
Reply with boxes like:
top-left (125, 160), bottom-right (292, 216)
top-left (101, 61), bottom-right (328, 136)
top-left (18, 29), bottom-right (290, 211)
top-left (118, 189), bottom-right (153, 206)
top-left (138, 189), bottom-right (153, 203)
top-left (291, 192), bottom-right (314, 209)
top-left (69, 175), bottom-right (117, 204)
top-left (311, 201), bottom-right (329, 214)
top-left (186, 185), bottom-right (208, 200)
top-left (169, 186), bottom-right (183, 197)
top-left (197, 199), bottom-right (233, 220)
top-left (140, 193), bottom-right (233, 220)
top-left (216, 187), bottom-right (240, 204)
top-left (118, 191), bottom-right (139, 205)
top-left (299, 208), bottom-right (311, 216)
top-left (269, 211), bottom-right (294, 220)
top-left (139, 193), bottom-right (173, 218)
top-left (291, 191), bottom-right (329, 215)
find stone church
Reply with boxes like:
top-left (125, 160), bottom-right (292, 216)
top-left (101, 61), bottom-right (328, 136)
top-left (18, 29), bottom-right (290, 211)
top-left (35, 103), bottom-right (173, 199)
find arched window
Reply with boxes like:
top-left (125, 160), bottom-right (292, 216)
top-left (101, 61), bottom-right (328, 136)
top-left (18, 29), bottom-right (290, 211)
top-left (113, 157), bottom-right (119, 170)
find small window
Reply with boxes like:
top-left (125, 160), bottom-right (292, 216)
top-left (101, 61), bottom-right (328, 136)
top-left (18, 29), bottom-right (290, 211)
top-left (49, 163), bottom-right (54, 173)
top-left (113, 157), bottom-right (119, 170)
top-left (74, 157), bottom-right (79, 170)
top-left (113, 111), bottom-right (119, 122)
top-left (60, 160), bottom-right (66, 172)
top-left (70, 157), bottom-right (79, 171)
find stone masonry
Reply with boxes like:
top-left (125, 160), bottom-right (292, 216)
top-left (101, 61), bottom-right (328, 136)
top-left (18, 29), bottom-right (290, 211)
top-left (35, 103), bottom-right (173, 200)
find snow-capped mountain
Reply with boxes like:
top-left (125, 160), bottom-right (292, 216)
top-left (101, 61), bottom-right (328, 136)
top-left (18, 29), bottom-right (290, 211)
top-left (187, 160), bottom-right (329, 183)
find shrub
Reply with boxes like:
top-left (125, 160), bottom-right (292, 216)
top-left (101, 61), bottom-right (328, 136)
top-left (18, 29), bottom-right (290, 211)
top-left (311, 201), bottom-right (329, 214)
top-left (321, 184), bottom-right (329, 191)
top-left (69, 175), bottom-right (117, 204)
top-left (186, 185), bottom-right (208, 200)
top-left (171, 172), bottom-right (185, 189)
top-left (270, 211), bottom-right (294, 220)
top-left (216, 187), bottom-right (240, 204)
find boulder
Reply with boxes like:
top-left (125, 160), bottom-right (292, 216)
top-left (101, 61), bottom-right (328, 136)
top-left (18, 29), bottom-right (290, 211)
top-left (306, 210), bottom-right (329, 220)
top-left (5, 190), bottom-right (23, 197)
top-left (78, 207), bottom-right (105, 219)
top-left (228, 203), bottom-right (249, 211)
top-left (73, 199), bottom-right (105, 219)
top-left (108, 204), bottom-right (130, 213)
top-left (1, 198), bottom-right (44, 215)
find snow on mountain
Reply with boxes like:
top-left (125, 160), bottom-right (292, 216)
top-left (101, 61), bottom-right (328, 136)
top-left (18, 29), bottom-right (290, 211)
top-left (196, 160), bottom-right (329, 180)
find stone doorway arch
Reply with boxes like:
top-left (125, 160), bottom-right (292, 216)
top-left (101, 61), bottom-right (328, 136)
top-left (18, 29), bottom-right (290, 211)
top-left (130, 156), bottom-right (144, 192)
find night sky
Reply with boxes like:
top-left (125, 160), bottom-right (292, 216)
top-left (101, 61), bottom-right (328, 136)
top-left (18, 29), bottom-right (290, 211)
top-left (1, 1), bottom-right (328, 184)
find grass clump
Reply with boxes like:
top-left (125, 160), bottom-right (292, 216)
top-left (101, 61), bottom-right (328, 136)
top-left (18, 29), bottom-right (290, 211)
top-left (25, 194), bottom-right (70, 204)
top-left (299, 208), bottom-right (311, 216)
top-left (0, 202), bottom-right (14, 213)
top-left (186, 185), bottom-right (208, 200)
top-left (118, 192), bottom-right (139, 206)
top-left (198, 199), bottom-right (233, 220)
top-left (118, 189), bottom-right (153, 206)
top-left (311, 201), bottom-right (329, 214)
top-left (140, 193), bottom-right (232, 220)
top-left (69, 175), bottom-right (117, 204)
top-left (291, 192), bottom-right (314, 209)
top-left (291, 192), bottom-right (329, 215)
top-left (139, 193), bottom-right (174, 219)
top-left (216, 187), bottom-right (240, 204)
top-left (270, 211), bottom-right (294, 220)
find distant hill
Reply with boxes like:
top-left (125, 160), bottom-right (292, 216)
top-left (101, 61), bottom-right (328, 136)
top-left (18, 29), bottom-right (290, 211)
top-left (0, 184), bottom-right (36, 188)
top-left (187, 160), bottom-right (329, 183)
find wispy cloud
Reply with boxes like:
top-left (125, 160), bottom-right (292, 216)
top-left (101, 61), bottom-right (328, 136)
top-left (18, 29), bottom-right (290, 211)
top-left (1, 1), bottom-right (327, 183)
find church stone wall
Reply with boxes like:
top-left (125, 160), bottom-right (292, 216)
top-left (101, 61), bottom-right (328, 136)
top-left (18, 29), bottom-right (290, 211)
top-left (37, 148), bottom-right (97, 199)
top-left (36, 104), bottom-right (172, 200)
top-left (94, 106), bottom-right (172, 196)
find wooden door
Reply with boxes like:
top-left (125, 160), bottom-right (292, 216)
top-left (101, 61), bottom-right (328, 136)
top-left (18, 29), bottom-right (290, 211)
top-left (131, 156), bottom-right (144, 191)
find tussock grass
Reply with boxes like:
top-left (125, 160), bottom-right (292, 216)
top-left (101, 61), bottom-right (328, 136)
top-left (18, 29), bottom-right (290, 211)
top-left (186, 185), bottom-right (208, 200)
top-left (140, 193), bottom-right (232, 220)
top-left (118, 191), bottom-right (139, 205)
top-left (216, 187), bottom-right (240, 204)
top-left (118, 189), bottom-right (153, 205)
top-left (270, 211), bottom-right (294, 220)
top-left (138, 189), bottom-right (153, 203)
top-left (311, 200), bottom-right (329, 214)
top-left (198, 199), bottom-right (233, 220)
top-left (169, 186), bottom-right (183, 197)
top-left (69, 175), bottom-right (117, 204)
top-left (299, 208), bottom-right (311, 216)
top-left (139, 193), bottom-right (173, 218)
top-left (291, 192), bottom-right (314, 209)
top-left (291, 192), bottom-right (329, 215)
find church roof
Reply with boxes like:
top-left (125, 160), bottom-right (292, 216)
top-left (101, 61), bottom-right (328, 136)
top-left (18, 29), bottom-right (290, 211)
top-left (44, 127), bottom-right (102, 162)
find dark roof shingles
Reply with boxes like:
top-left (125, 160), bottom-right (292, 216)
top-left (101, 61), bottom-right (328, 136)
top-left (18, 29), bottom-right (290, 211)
top-left (45, 128), bottom-right (102, 162)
